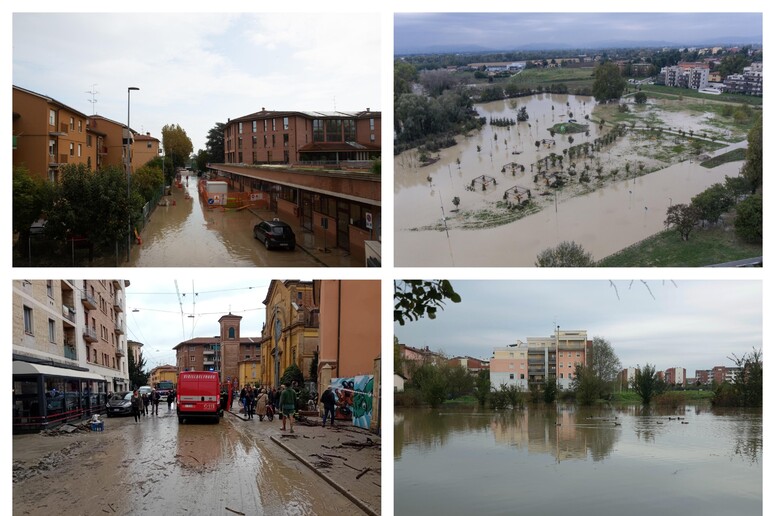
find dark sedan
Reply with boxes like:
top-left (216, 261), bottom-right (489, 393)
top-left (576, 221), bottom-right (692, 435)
top-left (253, 219), bottom-right (296, 250)
top-left (106, 391), bottom-right (133, 417)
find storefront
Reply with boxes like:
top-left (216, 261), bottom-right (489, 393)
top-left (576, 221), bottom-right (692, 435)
top-left (12, 361), bottom-right (108, 434)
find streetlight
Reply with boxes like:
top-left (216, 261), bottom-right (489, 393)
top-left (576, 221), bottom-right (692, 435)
top-left (126, 86), bottom-right (140, 262)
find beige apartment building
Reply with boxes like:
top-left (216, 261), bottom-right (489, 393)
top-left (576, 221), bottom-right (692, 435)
top-left (12, 279), bottom-right (130, 432)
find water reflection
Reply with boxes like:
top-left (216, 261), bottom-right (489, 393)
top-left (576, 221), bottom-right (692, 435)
top-left (395, 404), bottom-right (762, 516)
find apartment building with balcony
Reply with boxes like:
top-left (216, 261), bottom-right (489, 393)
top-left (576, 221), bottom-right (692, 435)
top-left (664, 367), bottom-right (687, 387)
top-left (12, 279), bottom-right (129, 432)
top-left (13, 85), bottom-right (154, 181)
top-left (490, 343), bottom-right (529, 390)
top-left (224, 109), bottom-right (380, 167)
top-left (724, 63), bottom-right (763, 96)
top-left (657, 63), bottom-right (709, 90)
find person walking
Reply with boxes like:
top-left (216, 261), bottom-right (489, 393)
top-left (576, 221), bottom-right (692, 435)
top-left (131, 390), bottom-right (142, 423)
top-left (256, 389), bottom-right (268, 421)
top-left (151, 389), bottom-right (160, 415)
top-left (142, 392), bottom-right (150, 416)
top-left (320, 386), bottom-right (336, 428)
top-left (279, 384), bottom-right (297, 433)
top-left (167, 391), bottom-right (174, 410)
top-left (246, 386), bottom-right (256, 420)
top-left (239, 386), bottom-right (247, 415)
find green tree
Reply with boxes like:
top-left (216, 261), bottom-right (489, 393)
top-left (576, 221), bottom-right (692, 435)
top-left (535, 241), bottom-right (595, 267)
top-left (592, 62), bottom-right (627, 102)
top-left (162, 124), bottom-right (194, 169)
top-left (444, 364), bottom-right (474, 399)
top-left (631, 364), bottom-right (665, 405)
top-left (474, 370), bottom-right (490, 407)
top-left (128, 351), bottom-right (149, 390)
top-left (132, 163), bottom-right (164, 202)
top-left (724, 175), bottom-right (752, 203)
top-left (13, 166), bottom-right (54, 238)
top-left (729, 348), bottom-right (763, 407)
top-left (410, 363), bottom-right (448, 408)
top-left (664, 203), bottom-right (700, 241)
top-left (741, 115), bottom-right (762, 192)
top-left (633, 92), bottom-right (647, 104)
top-left (733, 193), bottom-right (762, 244)
top-left (543, 378), bottom-right (557, 403)
top-left (394, 280), bottom-right (461, 325)
top-left (691, 184), bottom-right (734, 225)
top-left (394, 60), bottom-right (419, 98)
top-left (204, 122), bottom-right (226, 164)
top-left (280, 363), bottom-right (304, 387)
top-left (716, 54), bottom-right (751, 78)
top-left (589, 337), bottom-right (622, 384)
top-left (572, 364), bottom-right (604, 405)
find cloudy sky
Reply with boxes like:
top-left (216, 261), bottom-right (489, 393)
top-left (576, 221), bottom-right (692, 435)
top-left (124, 277), bottom-right (307, 370)
top-left (394, 280), bottom-right (762, 375)
top-left (395, 12), bottom-right (763, 54)
top-left (12, 12), bottom-right (381, 152)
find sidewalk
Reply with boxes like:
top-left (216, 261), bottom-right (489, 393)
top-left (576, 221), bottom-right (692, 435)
top-left (246, 207), bottom-right (357, 267)
top-left (228, 409), bottom-right (381, 515)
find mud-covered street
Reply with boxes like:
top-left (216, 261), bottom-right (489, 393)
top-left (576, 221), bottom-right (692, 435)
top-left (13, 407), bottom-right (380, 515)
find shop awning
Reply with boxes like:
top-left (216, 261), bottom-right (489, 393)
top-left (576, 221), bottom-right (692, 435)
top-left (13, 361), bottom-right (106, 382)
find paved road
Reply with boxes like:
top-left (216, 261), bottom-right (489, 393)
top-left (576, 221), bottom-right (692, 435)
top-left (13, 408), bottom-right (375, 515)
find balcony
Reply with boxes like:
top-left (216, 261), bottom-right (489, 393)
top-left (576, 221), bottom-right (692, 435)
top-left (62, 305), bottom-right (76, 325)
top-left (81, 292), bottom-right (97, 311)
top-left (114, 298), bottom-right (123, 313)
top-left (64, 345), bottom-right (77, 360)
top-left (203, 358), bottom-right (215, 366)
top-left (115, 326), bottom-right (124, 335)
top-left (115, 347), bottom-right (125, 357)
top-left (112, 280), bottom-right (123, 291)
top-left (83, 326), bottom-right (98, 342)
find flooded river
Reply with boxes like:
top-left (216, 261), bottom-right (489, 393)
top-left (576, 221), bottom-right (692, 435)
top-left (127, 176), bottom-right (320, 267)
top-left (395, 404), bottom-right (761, 516)
top-left (394, 95), bottom-right (745, 266)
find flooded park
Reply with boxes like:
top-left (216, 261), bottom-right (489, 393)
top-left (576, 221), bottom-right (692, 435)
top-left (394, 93), bottom-right (748, 266)
top-left (395, 404), bottom-right (762, 516)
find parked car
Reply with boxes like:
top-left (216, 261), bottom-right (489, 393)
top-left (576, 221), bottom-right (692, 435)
top-left (138, 386), bottom-right (153, 397)
top-left (253, 219), bottom-right (296, 250)
top-left (106, 391), bottom-right (133, 417)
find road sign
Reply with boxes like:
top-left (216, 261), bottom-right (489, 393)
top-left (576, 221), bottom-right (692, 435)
top-left (365, 212), bottom-right (373, 229)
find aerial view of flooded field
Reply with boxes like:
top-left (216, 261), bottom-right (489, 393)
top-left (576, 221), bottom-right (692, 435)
top-left (395, 93), bottom-right (750, 266)
top-left (394, 11), bottom-right (762, 267)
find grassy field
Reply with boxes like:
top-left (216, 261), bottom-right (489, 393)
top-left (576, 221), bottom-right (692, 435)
top-left (505, 67), bottom-right (595, 91)
top-left (599, 226), bottom-right (762, 267)
top-left (701, 148), bottom-right (747, 168)
top-left (639, 84), bottom-right (763, 106)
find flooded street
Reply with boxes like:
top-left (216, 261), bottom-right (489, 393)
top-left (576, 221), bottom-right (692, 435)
top-left (395, 404), bottom-right (762, 516)
top-left (126, 175), bottom-right (321, 267)
top-left (395, 95), bottom-right (745, 266)
top-left (13, 409), bottom-right (364, 515)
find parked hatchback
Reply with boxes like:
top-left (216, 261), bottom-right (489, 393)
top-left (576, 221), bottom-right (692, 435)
top-left (253, 219), bottom-right (296, 250)
top-left (106, 391), bottom-right (133, 417)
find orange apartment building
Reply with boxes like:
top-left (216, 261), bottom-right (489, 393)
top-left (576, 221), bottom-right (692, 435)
top-left (149, 364), bottom-right (178, 387)
top-left (13, 85), bottom-right (159, 181)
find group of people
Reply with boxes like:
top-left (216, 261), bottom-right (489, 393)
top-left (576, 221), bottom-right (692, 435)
top-left (130, 389), bottom-right (175, 422)
top-left (238, 385), bottom-right (271, 421)
top-left (233, 382), bottom-right (305, 433)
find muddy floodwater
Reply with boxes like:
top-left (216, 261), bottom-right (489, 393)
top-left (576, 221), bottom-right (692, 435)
top-left (394, 95), bottom-right (745, 266)
top-left (126, 176), bottom-right (320, 267)
top-left (13, 410), bottom-right (362, 515)
top-left (395, 404), bottom-right (762, 516)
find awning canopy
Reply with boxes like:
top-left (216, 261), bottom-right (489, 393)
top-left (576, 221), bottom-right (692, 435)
top-left (13, 361), bottom-right (106, 382)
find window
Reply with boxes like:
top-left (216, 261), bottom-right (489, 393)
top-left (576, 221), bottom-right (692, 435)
top-left (238, 122), bottom-right (243, 134)
top-left (509, 363), bottom-right (514, 369)
top-left (228, 327), bottom-right (235, 339)
top-left (48, 319), bottom-right (56, 342)
top-left (263, 135), bottom-right (267, 147)
top-left (313, 119), bottom-right (324, 142)
top-left (252, 121), bottom-right (257, 132)
top-left (46, 280), bottom-right (53, 298)
top-left (283, 133), bottom-right (289, 147)
top-left (272, 119), bottom-right (276, 131)
top-left (78, 120), bottom-right (83, 132)
top-left (86, 134), bottom-right (92, 147)
top-left (325, 119), bottom-right (342, 142)
top-left (69, 117), bottom-right (75, 130)
top-left (576, 352), bottom-right (581, 357)
top-left (78, 144), bottom-right (82, 157)
top-left (568, 373), bottom-right (573, 379)
top-left (369, 118), bottom-right (375, 131)
top-left (190, 356), bottom-right (196, 362)
top-left (49, 140), bottom-right (55, 156)
top-left (271, 134), bottom-right (275, 146)
top-left (69, 143), bottom-right (74, 156)
top-left (49, 109), bottom-right (56, 126)
top-left (264, 120), bottom-right (267, 132)
top-left (520, 374), bottom-right (525, 379)
top-left (509, 373), bottom-right (514, 380)
top-left (238, 137), bottom-right (242, 149)
top-left (252, 135), bottom-right (257, 146)
top-left (343, 119), bottom-right (356, 140)
top-left (283, 117), bottom-right (289, 130)
top-left (23, 306), bottom-right (33, 334)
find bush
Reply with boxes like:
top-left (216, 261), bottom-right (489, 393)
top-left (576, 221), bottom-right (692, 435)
top-left (535, 241), bottom-right (595, 267)
top-left (653, 391), bottom-right (687, 409)
top-left (734, 193), bottom-right (762, 243)
top-left (395, 389), bottom-right (424, 407)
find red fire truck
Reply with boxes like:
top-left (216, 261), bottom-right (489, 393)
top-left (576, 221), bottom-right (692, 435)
top-left (176, 371), bottom-right (222, 423)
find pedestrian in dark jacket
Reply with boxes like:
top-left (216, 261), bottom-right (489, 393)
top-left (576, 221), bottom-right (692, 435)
top-left (320, 386), bottom-right (336, 428)
top-left (142, 393), bottom-right (150, 416)
top-left (151, 390), bottom-right (160, 415)
top-left (167, 391), bottom-right (174, 410)
top-left (131, 390), bottom-right (142, 423)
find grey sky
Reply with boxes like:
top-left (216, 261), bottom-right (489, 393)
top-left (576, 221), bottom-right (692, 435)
top-left (12, 12), bottom-right (381, 152)
top-left (394, 12), bottom-right (763, 54)
top-left (124, 277), bottom-right (303, 371)
top-left (394, 280), bottom-right (762, 375)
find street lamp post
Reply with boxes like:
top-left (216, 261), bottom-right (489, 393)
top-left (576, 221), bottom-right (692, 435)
top-left (126, 86), bottom-right (140, 262)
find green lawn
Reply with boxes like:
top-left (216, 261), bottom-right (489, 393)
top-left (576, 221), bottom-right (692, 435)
top-left (506, 67), bottom-right (595, 90)
top-left (599, 226), bottom-right (762, 267)
top-left (639, 84), bottom-right (763, 106)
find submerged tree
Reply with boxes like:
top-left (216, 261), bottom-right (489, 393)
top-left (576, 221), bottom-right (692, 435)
top-left (632, 364), bottom-right (666, 404)
top-left (535, 241), bottom-right (595, 267)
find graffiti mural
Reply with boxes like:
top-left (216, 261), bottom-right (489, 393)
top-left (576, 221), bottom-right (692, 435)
top-left (330, 375), bottom-right (374, 429)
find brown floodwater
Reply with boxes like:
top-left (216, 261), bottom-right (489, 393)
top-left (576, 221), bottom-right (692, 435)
top-left (127, 176), bottom-right (319, 267)
top-left (394, 95), bottom-right (746, 266)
